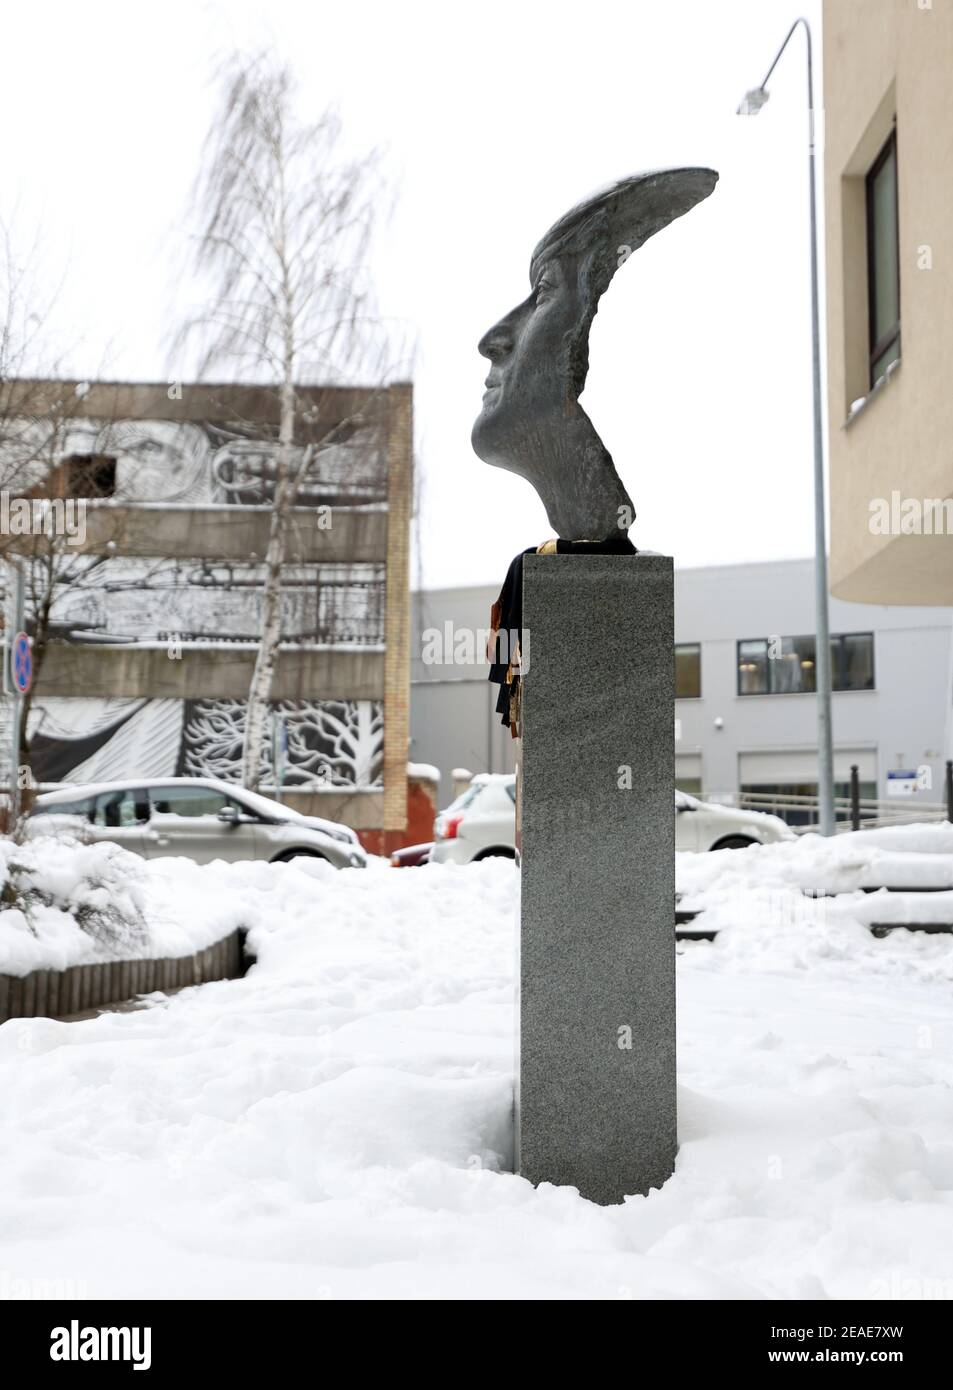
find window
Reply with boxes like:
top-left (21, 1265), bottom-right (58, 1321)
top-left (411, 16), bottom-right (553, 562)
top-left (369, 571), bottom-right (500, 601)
top-left (675, 643), bottom-right (701, 699)
top-left (737, 633), bottom-right (874, 695)
top-left (64, 454), bottom-right (117, 498)
top-left (738, 639), bottom-right (769, 695)
top-left (773, 635), bottom-right (817, 695)
top-left (92, 789), bottom-right (149, 827)
top-left (837, 632), bottom-right (875, 691)
top-left (148, 786), bottom-right (229, 817)
top-left (31, 796), bottom-right (95, 821)
top-left (31, 454), bottom-right (116, 501)
top-left (737, 636), bottom-right (816, 695)
top-left (866, 130), bottom-right (900, 384)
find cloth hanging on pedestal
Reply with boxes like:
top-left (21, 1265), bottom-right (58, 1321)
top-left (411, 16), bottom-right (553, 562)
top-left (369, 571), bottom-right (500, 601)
top-left (487, 537), bottom-right (637, 736)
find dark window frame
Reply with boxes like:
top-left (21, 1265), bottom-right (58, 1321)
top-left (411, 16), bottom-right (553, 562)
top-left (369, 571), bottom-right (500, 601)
top-left (736, 632), bottom-right (875, 696)
top-left (737, 637), bottom-right (771, 696)
top-left (832, 631), bottom-right (876, 693)
top-left (675, 642), bottom-right (702, 700)
top-left (866, 128), bottom-right (900, 386)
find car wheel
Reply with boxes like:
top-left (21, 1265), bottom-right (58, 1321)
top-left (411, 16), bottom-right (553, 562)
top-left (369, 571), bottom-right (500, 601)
top-left (271, 850), bottom-right (328, 864)
top-left (709, 835), bottom-right (757, 851)
top-left (472, 847), bottom-right (516, 861)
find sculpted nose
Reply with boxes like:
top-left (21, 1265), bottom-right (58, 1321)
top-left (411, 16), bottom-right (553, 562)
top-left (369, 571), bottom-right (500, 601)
top-left (478, 316), bottom-right (514, 362)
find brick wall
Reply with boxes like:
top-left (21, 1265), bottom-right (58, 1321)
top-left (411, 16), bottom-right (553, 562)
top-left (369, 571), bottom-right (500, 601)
top-left (382, 383), bottom-right (413, 834)
top-left (358, 766), bottom-right (435, 857)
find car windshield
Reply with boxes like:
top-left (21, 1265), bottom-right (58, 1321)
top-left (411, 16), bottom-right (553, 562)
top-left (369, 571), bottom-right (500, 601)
top-left (217, 786), bottom-right (352, 838)
top-left (220, 786), bottom-right (299, 821)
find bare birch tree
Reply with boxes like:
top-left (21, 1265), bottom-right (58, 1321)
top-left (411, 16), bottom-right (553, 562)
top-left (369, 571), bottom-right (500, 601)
top-left (184, 52), bottom-right (389, 790)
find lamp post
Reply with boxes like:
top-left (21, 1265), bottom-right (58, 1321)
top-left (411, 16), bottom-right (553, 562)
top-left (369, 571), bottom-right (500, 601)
top-left (738, 16), bottom-right (836, 837)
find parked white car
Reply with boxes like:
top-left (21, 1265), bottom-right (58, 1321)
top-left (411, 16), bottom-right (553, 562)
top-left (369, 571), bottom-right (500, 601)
top-left (673, 789), bottom-right (795, 851)
top-left (27, 777), bottom-right (368, 869)
top-left (430, 775), bottom-right (794, 864)
top-left (430, 774), bottom-right (518, 865)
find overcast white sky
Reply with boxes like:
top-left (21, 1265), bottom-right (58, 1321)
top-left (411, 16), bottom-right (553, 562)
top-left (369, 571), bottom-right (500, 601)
top-left (2, 0), bottom-right (825, 591)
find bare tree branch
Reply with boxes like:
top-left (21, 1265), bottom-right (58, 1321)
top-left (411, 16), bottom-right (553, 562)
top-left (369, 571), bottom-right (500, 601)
top-left (179, 50), bottom-right (395, 789)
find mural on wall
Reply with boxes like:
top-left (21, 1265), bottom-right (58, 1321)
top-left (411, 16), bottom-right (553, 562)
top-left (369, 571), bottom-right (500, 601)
top-left (181, 699), bottom-right (384, 787)
top-left (36, 416), bottom-right (387, 647)
top-left (21, 415), bottom-right (389, 508)
top-left (27, 698), bottom-right (183, 785)
top-left (9, 414), bottom-right (390, 791)
top-left (28, 697), bottom-right (384, 790)
top-left (48, 558), bottom-right (385, 646)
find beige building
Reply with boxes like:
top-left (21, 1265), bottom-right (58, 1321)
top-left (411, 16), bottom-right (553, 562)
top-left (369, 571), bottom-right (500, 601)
top-left (823, 0), bottom-right (953, 605)
top-left (0, 379), bottom-right (415, 851)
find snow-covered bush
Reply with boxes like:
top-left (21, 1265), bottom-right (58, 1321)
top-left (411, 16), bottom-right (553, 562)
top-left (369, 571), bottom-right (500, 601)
top-left (0, 834), bottom-right (150, 968)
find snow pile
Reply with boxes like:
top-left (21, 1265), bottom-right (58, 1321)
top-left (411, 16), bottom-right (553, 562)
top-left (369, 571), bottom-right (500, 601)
top-left (678, 821), bottom-right (953, 899)
top-left (676, 824), bottom-right (953, 984)
top-left (1, 843), bottom-right (953, 1298)
top-left (0, 835), bottom-right (252, 976)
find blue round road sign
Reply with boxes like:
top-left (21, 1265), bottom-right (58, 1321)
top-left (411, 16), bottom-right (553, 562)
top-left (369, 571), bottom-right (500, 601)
top-left (12, 631), bottom-right (32, 695)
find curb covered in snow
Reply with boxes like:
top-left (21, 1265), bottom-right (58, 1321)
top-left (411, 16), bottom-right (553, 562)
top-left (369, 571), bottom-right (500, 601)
top-left (0, 927), bottom-right (247, 1024)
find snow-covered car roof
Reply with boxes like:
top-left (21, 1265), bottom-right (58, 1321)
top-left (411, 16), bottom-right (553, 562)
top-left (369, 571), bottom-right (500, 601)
top-left (37, 776), bottom-right (243, 803)
top-left (33, 777), bottom-right (357, 841)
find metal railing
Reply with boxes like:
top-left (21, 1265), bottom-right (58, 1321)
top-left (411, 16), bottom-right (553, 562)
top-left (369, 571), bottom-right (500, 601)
top-left (738, 785), bottom-right (951, 834)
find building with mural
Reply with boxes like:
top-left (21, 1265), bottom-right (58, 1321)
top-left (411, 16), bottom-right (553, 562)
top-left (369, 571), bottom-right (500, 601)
top-left (0, 378), bottom-right (416, 851)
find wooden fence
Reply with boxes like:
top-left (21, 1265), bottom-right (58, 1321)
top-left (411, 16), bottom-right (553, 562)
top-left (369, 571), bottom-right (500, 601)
top-left (0, 927), bottom-right (248, 1025)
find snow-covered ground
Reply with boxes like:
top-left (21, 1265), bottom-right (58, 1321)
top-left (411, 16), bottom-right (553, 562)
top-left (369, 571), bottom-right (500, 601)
top-left (2, 836), bottom-right (953, 1300)
top-left (677, 822), bottom-right (953, 944)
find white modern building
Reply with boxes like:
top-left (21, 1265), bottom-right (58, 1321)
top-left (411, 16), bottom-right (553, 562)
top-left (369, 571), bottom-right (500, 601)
top-left (411, 558), bottom-right (953, 821)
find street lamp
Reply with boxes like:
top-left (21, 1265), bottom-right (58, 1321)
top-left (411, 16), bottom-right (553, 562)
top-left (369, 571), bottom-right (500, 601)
top-left (737, 87), bottom-right (769, 116)
top-left (738, 16), bottom-right (836, 837)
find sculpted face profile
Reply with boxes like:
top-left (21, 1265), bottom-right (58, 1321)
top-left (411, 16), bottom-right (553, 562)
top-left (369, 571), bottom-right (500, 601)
top-left (472, 168), bottom-right (718, 541)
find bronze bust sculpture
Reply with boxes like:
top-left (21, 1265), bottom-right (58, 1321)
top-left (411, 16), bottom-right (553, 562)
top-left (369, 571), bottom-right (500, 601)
top-left (472, 168), bottom-right (718, 541)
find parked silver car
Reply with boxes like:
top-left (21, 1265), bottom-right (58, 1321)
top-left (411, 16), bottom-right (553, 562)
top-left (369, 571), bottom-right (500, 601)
top-left (27, 777), bottom-right (367, 869)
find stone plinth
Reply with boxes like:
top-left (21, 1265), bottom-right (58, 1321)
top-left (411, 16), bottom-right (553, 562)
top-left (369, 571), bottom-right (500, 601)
top-left (518, 553), bottom-right (675, 1205)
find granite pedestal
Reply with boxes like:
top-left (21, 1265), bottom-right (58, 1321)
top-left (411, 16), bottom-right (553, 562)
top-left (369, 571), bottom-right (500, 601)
top-left (517, 553), bottom-right (675, 1205)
